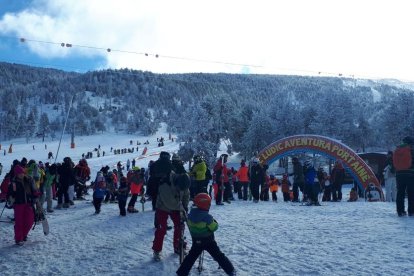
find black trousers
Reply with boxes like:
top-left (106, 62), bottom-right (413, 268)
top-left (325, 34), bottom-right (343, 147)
top-left (239, 182), bottom-right (248, 200)
top-left (396, 173), bottom-right (414, 215)
top-left (283, 192), bottom-right (290, 202)
top-left (250, 182), bottom-right (260, 201)
top-left (176, 237), bottom-right (234, 276)
top-left (128, 194), bottom-right (138, 207)
top-left (93, 197), bottom-right (103, 212)
top-left (118, 195), bottom-right (127, 215)
top-left (57, 183), bottom-right (69, 204)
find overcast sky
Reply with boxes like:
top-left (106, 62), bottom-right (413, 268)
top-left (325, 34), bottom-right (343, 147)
top-left (0, 0), bottom-right (413, 81)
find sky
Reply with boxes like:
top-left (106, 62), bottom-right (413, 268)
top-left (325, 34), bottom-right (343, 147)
top-left (0, 0), bottom-right (414, 82)
top-left (1, 125), bottom-right (413, 276)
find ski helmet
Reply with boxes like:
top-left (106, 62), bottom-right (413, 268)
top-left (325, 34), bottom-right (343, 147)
top-left (194, 193), bottom-right (211, 211)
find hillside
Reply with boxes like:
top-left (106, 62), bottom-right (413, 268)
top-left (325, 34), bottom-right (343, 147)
top-left (1, 62), bottom-right (414, 163)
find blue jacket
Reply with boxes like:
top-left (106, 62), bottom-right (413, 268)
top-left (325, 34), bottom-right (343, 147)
top-left (305, 167), bottom-right (317, 186)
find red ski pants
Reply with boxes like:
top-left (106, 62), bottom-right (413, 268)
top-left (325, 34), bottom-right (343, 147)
top-left (14, 203), bottom-right (34, 242)
top-left (152, 209), bottom-right (181, 252)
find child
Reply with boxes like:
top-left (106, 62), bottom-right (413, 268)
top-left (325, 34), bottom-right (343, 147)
top-left (127, 166), bottom-right (144, 213)
top-left (348, 187), bottom-right (358, 202)
top-left (269, 175), bottom-right (279, 202)
top-left (176, 193), bottom-right (235, 276)
top-left (322, 172), bottom-right (332, 202)
top-left (281, 174), bottom-right (291, 202)
top-left (92, 171), bottom-right (106, 214)
top-left (117, 176), bottom-right (129, 216)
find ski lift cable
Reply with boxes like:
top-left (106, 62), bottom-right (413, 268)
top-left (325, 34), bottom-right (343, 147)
top-left (0, 34), bottom-right (364, 79)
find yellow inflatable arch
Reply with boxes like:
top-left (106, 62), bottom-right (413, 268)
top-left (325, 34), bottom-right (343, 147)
top-left (258, 135), bottom-right (384, 200)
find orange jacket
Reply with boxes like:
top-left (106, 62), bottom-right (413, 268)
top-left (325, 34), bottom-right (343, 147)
top-left (236, 166), bottom-right (249, 182)
top-left (269, 179), bottom-right (279, 192)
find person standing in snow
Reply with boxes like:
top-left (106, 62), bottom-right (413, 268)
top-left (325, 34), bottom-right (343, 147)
top-left (117, 176), bottom-right (129, 216)
top-left (152, 151), bottom-right (190, 260)
top-left (331, 160), bottom-right (345, 201)
top-left (74, 159), bottom-right (90, 200)
top-left (291, 157), bottom-right (305, 202)
top-left (236, 160), bottom-right (249, 200)
top-left (190, 154), bottom-right (207, 196)
top-left (281, 173), bottom-right (291, 202)
top-left (56, 157), bottom-right (76, 209)
top-left (395, 136), bottom-right (414, 216)
top-left (303, 161), bottom-right (319, 205)
top-left (249, 158), bottom-right (265, 203)
top-left (213, 154), bottom-right (229, 205)
top-left (383, 151), bottom-right (397, 202)
top-left (92, 171), bottom-right (106, 214)
top-left (126, 159), bottom-right (131, 172)
top-left (7, 164), bottom-right (37, 245)
top-left (176, 193), bottom-right (235, 276)
top-left (126, 166), bottom-right (144, 213)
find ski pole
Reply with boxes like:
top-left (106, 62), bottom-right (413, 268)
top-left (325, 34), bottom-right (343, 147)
top-left (197, 250), bottom-right (204, 273)
top-left (0, 203), bottom-right (7, 220)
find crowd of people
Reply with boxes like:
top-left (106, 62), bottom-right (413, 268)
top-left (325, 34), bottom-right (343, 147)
top-left (1, 135), bottom-right (413, 275)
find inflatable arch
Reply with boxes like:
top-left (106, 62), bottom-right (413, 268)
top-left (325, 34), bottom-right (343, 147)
top-left (258, 134), bottom-right (384, 200)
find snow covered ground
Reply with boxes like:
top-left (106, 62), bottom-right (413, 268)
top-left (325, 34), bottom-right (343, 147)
top-left (1, 126), bottom-right (414, 275)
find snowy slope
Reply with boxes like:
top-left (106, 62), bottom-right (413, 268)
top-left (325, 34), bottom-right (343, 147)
top-left (1, 126), bottom-right (414, 276)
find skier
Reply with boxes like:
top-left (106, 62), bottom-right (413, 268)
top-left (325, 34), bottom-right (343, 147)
top-left (152, 151), bottom-right (190, 261)
top-left (176, 193), bottom-right (235, 276)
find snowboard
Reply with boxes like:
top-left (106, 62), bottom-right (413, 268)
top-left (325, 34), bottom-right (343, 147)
top-left (35, 201), bottom-right (49, 235)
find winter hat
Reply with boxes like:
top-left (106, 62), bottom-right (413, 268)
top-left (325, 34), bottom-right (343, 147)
top-left (160, 151), bottom-right (171, 160)
top-left (14, 165), bottom-right (25, 176)
top-left (172, 153), bottom-right (181, 161)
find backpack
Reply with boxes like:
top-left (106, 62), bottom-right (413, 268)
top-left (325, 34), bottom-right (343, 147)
top-left (171, 171), bottom-right (190, 191)
top-left (393, 145), bottom-right (412, 171)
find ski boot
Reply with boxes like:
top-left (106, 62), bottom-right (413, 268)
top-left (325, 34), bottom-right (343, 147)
top-left (153, 251), bottom-right (162, 261)
top-left (128, 207), bottom-right (139, 213)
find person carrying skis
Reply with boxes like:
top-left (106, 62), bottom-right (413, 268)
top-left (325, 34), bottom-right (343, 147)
top-left (7, 164), bottom-right (38, 245)
top-left (176, 193), bottom-right (235, 276)
top-left (74, 159), bottom-right (90, 200)
top-left (152, 151), bottom-right (190, 261)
